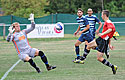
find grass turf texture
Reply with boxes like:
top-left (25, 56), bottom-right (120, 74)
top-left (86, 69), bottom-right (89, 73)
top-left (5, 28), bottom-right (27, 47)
top-left (0, 34), bottom-right (125, 80)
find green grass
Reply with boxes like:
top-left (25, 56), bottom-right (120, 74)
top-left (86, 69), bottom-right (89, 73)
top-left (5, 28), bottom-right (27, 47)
top-left (0, 35), bottom-right (125, 80)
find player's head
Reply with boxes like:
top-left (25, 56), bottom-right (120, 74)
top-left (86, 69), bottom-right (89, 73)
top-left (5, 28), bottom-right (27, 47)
top-left (77, 8), bottom-right (83, 17)
top-left (12, 22), bottom-right (20, 32)
top-left (101, 10), bottom-right (109, 20)
top-left (87, 8), bottom-right (93, 16)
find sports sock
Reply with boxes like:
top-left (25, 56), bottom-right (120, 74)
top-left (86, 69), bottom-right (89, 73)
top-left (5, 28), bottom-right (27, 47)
top-left (28, 59), bottom-right (39, 70)
top-left (95, 47), bottom-right (98, 50)
top-left (75, 46), bottom-right (80, 59)
top-left (102, 59), bottom-right (114, 68)
top-left (39, 51), bottom-right (49, 67)
top-left (81, 45), bottom-right (90, 60)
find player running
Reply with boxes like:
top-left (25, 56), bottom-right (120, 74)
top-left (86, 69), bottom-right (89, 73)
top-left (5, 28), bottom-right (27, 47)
top-left (6, 13), bottom-right (56, 73)
top-left (86, 10), bottom-right (117, 74)
top-left (73, 8), bottom-right (93, 64)
top-left (78, 8), bottom-right (103, 61)
top-left (85, 8), bottom-right (102, 38)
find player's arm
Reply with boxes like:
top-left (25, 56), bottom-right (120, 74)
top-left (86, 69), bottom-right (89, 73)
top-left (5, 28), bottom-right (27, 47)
top-left (24, 22), bottom-right (35, 34)
top-left (74, 26), bottom-right (80, 36)
top-left (6, 26), bottom-right (15, 42)
top-left (80, 24), bottom-right (90, 33)
top-left (96, 21), bottom-right (102, 34)
top-left (6, 34), bottom-right (12, 42)
top-left (109, 38), bottom-right (114, 50)
top-left (99, 28), bottom-right (112, 36)
top-left (95, 17), bottom-right (102, 34)
top-left (78, 18), bottom-right (90, 35)
top-left (24, 13), bottom-right (35, 34)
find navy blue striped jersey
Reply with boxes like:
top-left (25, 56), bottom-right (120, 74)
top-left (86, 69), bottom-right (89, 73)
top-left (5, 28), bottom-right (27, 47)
top-left (85, 15), bottom-right (100, 30)
top-left (76, 16), bottom-right (89, 34)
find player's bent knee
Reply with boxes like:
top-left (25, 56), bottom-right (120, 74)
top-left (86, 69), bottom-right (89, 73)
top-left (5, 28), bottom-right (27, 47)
top-left (97, 57), bottom-right (100, 61)
top-left (75, 43), bottom-right (79, 46)
top-left (25, 56), bottom-right (31, 62)
top-left (75, 40), bottom-right (82, 46)
top-left (97, 57), bottom-right (103, 62)
top-left (87, 44), bottom-right (90, 49)
top-left (35, 49), bottom-right (39, 56)
top-left (38, 51), bottom-right (44, 56)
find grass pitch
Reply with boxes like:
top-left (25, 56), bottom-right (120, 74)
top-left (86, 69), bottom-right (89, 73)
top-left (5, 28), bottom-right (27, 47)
top-left (0, 35), bottom-right (125, 80)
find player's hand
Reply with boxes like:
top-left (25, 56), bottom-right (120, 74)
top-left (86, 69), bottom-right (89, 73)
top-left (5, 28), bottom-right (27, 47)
top-left (28, 13), bottom-right (34, 22)
top-left (98, 33), bottom-right (102, 37)
top-left (74, 31), bottom-right (78, 36)
top-left (8, 26), bottom-right (15, 34)
top-left (78, 31), bottom-right (82, 35)
top-left (96, 30), bottom-right (99, 34)
top-left (109, 44), bottom-right (114, 50)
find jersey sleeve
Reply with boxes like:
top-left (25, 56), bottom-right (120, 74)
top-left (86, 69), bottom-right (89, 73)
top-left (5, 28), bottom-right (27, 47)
top-left (6, 33), bottom-right (14, 42)
top-left (107, 23), bottom-right (113, 29)
top-left (84, 18), bottom-right (89, 26)
top-left (24, 22), bottom-right (35, 34)
top-left (95, 16), bottom-right (100, 23)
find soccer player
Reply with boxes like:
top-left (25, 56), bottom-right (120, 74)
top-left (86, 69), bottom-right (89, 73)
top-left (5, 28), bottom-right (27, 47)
top-left (73, 8), bottom-right (93, 64)
top-left (86, 10), bottom-right (117, 74)
top-left (85, 8), bottom-right (102, 38)
top-left (6, 13), bottom-right (56, 73)
top-left (79, 8), bottom-right (103, 61)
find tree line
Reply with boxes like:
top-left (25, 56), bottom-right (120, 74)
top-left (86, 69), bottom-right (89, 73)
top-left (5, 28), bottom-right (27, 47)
top-left (0, 0), bottom-right (125, 18)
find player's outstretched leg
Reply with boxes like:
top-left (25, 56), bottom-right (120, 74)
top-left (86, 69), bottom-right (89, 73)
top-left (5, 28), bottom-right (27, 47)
top-left (38, 51), bottom-right (56, 71)
top-left (76, 45), bottom-right (90, 64)
top-left (28, 59), bottom-right (41, 73)
top-left (99, 58), bottom-right (118, 74)
top-left (81, 45), bottom-right (90, 60)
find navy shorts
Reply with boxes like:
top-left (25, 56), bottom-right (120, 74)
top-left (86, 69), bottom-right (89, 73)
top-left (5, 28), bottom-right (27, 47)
top-left (78, 33), bottom-right (93, 43)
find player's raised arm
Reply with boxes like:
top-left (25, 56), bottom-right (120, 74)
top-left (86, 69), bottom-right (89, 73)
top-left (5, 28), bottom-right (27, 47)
top-left (6, 26), bottom-right (15, 42)
top-left (24, 13), bottom-right (35, 34)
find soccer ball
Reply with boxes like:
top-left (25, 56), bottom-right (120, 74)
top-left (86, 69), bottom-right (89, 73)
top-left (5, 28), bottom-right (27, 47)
top-left (55, 22), bottom-right (63, 31)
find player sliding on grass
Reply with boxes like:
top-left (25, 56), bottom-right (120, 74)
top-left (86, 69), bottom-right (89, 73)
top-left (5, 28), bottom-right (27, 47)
top-left (85, 10), bottom-right (117, 74)
top-left (6, 13), bottom-right (56, 73)
top-left (73, 8), bottom-right (93, 64)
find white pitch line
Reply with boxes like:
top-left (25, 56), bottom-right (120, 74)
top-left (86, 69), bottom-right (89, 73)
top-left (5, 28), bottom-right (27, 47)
top-left (0, 59), bottom-right (21, 80)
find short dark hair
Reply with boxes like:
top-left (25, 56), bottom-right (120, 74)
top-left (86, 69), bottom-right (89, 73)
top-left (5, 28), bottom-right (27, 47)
top-left (103, 10), bottom-right (109, 17)
top-left (78, 8), bottom-right (83, 12)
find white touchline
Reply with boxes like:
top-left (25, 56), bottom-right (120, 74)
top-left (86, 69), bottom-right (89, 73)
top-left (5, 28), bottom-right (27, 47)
top-left (0, 59), bottom-right (21, 80)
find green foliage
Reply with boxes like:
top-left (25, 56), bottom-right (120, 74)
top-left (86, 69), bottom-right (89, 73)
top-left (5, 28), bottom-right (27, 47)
top-left (45, 0), bottom-right (102, 14)
top-left (104, 0), bottom-right (125, 17)
top-left (45, 0), bottom-right (125, 17)
top-left (1, 0), bottom-right (49, 18)
top-left (1, 0), bottom-right (125, 17)
top-left (0, 0), bottom-right (1, 8)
